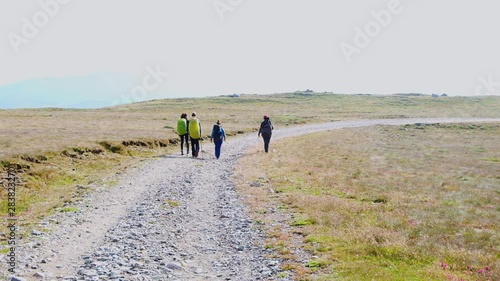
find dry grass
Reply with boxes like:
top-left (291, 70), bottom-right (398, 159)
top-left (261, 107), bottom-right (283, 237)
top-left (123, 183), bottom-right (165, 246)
top-left (234, 147), bottom-right (316, 280)
top-left (1, 93), bottom-right (499, 159)
top-left (0, 93), bottom-right (499, 243)
top-left (237, 122), bottom-right (500, 281)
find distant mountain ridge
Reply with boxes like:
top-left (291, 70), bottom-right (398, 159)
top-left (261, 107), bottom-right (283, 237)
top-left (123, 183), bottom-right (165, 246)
top-left (0, 73), bottom-right (136, 109)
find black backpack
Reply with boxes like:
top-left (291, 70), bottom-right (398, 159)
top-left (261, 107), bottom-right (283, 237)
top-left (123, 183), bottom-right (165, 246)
top-left (262, 119), bottom-right (272, 129)
top-left (213, 124), bottom-right (222, 140)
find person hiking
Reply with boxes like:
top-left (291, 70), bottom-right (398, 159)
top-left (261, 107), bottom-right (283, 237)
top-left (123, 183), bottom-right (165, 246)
top-left (176, 113), bottom-right (189, 155)
top-left (188, 112), bottom-right (202, 157)
top-left (210, 120), bottom-right (226, 159)
top-left (258, 115), bottom-right (273, 153)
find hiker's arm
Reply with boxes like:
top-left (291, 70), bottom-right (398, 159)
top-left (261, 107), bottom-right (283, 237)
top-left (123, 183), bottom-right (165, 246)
top-left (222, 128), bottom-right (226, 141)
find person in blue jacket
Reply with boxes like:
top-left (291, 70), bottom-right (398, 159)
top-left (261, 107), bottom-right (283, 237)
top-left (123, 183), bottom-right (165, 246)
top-left (210, 120), bottom-right (226, 159)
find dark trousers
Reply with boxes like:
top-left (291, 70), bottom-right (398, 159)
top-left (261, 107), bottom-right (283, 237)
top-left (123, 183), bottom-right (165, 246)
top-left (191, 138), bottom-right (200, 156)
top-left (180, 134), bottom-right (189, 154)
top-left (214, 139), bottom-right (223, 159)
top-left (263, 136), bottom-right (271, 153)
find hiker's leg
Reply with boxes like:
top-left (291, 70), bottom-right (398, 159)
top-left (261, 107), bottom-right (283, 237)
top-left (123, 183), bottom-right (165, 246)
top-left (180, 135), bottom-right (185, 154)
top-left (264, 137), bottom-right (270, 153)
top-left (193, 139), bottom-right (200, 157)
top-left (185, 134), bottom-right (189, 153)
top-left (215, 139), bottom-right (222, 159)
top-left (191, 138), bottom-right (196, 156)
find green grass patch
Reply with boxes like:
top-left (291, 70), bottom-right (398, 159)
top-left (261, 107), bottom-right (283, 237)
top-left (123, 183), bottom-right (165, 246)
top-left (291, 218), bottom-right (316, 226)
top-left (0, 248), bottom-right (10, 254)
top-left (305, 259), bottom-right (329, 269)
top-left (59, 206), bottom-right (79, 213)
top-left (99, 141), bottom-right (126, 154)
top-left (483, 157), bottom-right (500, 163)
top-left (166, 200), bottom-right (180, 207)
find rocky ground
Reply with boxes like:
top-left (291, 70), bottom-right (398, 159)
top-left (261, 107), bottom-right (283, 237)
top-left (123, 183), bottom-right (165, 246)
top-left (3, 118), bottom-right (498, 281)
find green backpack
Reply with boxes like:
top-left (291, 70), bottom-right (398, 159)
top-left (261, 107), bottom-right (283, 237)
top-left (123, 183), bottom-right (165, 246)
top-left (189, 119), bottom-right (201, 139)
top-left (177, 119), bottom-right (187, 135)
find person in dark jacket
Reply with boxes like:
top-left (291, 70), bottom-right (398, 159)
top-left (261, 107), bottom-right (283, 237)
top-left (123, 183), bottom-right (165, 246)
top-left (258, 115), bottom-right (273, 153)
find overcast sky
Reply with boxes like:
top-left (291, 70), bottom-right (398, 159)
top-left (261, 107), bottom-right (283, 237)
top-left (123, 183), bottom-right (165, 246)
top-left (1, 0), bottom-right (499, 106)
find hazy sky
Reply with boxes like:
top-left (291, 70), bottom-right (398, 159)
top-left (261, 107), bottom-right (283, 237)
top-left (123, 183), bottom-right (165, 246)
top-left (1, 0), bottom-right (500, 105)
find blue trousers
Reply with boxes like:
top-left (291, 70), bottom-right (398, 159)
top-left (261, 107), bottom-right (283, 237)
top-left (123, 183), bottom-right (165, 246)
top-left (214, 139), bottom-right (223, 159)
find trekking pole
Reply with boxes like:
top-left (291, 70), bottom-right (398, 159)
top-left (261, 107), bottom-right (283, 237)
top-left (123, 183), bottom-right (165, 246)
top-left (200, 139), bottom-right (204, 159)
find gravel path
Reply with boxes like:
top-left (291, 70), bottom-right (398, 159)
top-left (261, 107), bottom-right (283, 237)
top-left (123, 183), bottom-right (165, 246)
top-left (4, 118), bottom-right (499, 281)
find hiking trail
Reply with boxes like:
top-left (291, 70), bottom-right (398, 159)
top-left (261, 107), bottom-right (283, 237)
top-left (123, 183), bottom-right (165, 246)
top-left (4, 118), bottom-right (499, 281)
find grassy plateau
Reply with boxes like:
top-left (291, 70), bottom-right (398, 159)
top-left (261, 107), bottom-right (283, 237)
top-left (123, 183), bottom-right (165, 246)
top-left (236, 122), bottom-right (499, 281)
top-left (0, 93), bottom-right (499, 280)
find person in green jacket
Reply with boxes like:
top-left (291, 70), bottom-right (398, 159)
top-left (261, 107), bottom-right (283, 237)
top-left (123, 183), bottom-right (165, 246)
top-left (176, 113), bottom-right (189, 155)
top-left (188, 112), bottom-right (202, 157)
